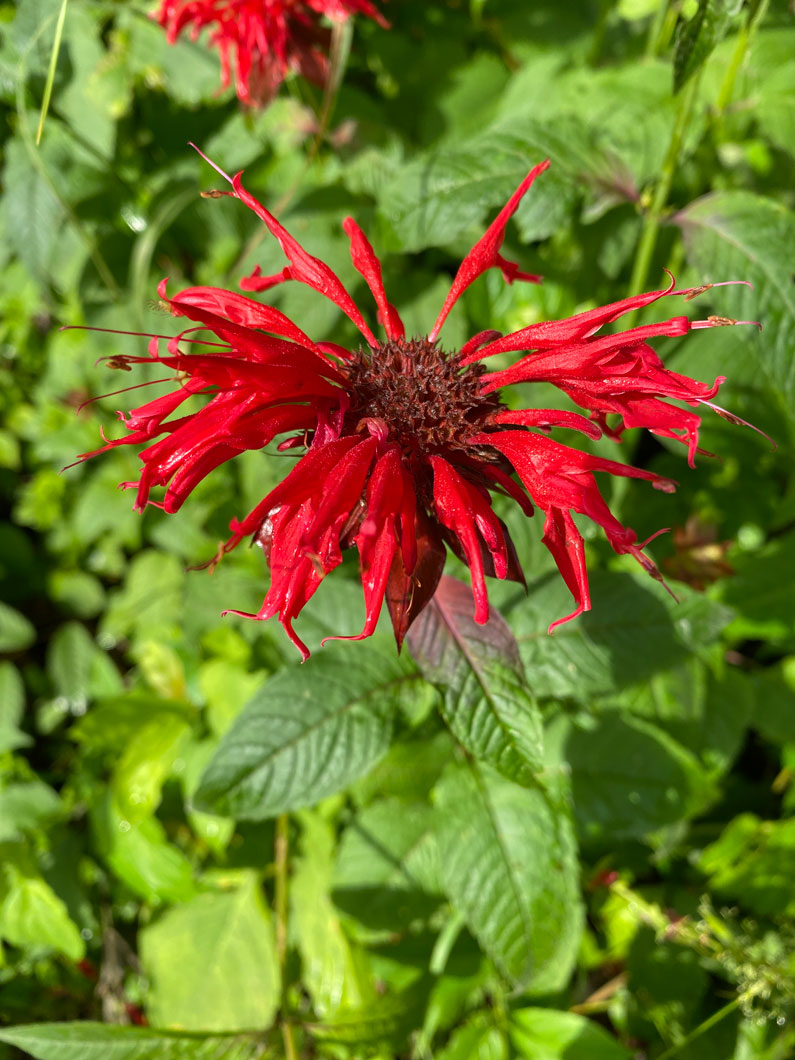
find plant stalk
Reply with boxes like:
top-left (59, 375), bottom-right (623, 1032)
top-left (627, 73), bottom-right (698, 302)
top-left (655, 997), bottom-right (742, 1060)
top-left (274, 813), bottom-right (296, 1060)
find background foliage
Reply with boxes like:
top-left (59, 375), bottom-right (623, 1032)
top-left (2, 0), bottom-right (795, 1057)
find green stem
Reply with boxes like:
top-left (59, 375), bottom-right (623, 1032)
top-left (647, 0), bottom-right (680, 58)
top-left (587, 0), bottom-right (611, 67)
top-left (36, 0), bottom-right (69, 145)
top-left (274, 814), bottom-right (296, 1060)
top-left (714, 0), bottom-right (768, 114)
top-left (627, 73), bottom-right (698, 301)
top-left (655, 997), bottom-right (741, 1060)
top-left (644, 0), bottom-right (670, 58)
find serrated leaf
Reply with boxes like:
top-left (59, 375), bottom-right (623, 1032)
top-left (678, 191), bottom-right (795, 407)
top-left (194, 645), bottom-right (414, 820)
top-left (0, 1023), bottom-right (270, 1060)
top-left (551, 713), bottom-right (715, 842)
top-left (139, 874), bottom-right (280, 1032)
top-left (0, 600), bottom-right (36, 653)
top-left (376, 119), bottom-right (613, 253)
top-left (407, 576), bottom-right (543, 785)
top-left (433, 763), bottom-right (583, 989)
top-left (1, 138), bottom-right (63, 282)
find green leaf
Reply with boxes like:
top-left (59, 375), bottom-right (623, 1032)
top-left (100, 550), bottom-right (184, 646)
top-left (550, 713), bottom-right (715, 842)
top-left (139, 873), bottom-right (280, 1032)
top-left (509, 1008), bottom-right (631, 1059)
top-left (1, 137), bottom-right (63, 283)
top-left (0, 661), bottom-right (30, 753)
top-left (717, 531), bottom-right (795, 642)
top-left (0, 1023), bottom-right (270, 1060)
top-left (749, 659), bottom-right (795, 745)
top-left (291, 813), bottom-right (377, 1018)
top-left (407, 576), bottom-right (543, 786)
top-left (47, 621), bottom-right (98, 710)
top-left (0, 600), bottom-right (36, 653)
top-left (437, 1014), bottom-right (509, 1060)
top-left (194, 644), bottom-right (413, 820)
top-left (605, 657), bottom-right (752, 775)
top-left (678, 191), bottom-right (795, 407)
top-left (333, 798), bottom-right (441, 930)
top-left (433, 763), bottom-right (583, 989)
top-left (0, 781), bottom-right (61, 841)
top-left (113, 710), bottom-right (192, 823)
top-left (698, 815), bottom-right (795, 916)
top-left (673, 0), bottom-right (733, 93)
top-left (0, 843), bottom-right (84, 960)
top-left (510, 570), bottom-right (732, 701)
top-left (91, 793), bottom-right (196, 904)
top-left (756, 60), bottom-right (795, 159)
top-left (376, 118), bottom-right (608, 253)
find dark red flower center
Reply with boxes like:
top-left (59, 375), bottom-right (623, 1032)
top-left (344, 337), bottom-right (503, 455)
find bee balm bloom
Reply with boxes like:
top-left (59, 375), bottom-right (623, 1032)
top-left (79, 157), bottom-right (759, 659)
top-left (156, 0), bottom-right (387, 106)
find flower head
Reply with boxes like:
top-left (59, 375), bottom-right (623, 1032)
top-left (156, 0), bottom-right (387, 106)
top-left (78, 156), bottom-right (763, 660)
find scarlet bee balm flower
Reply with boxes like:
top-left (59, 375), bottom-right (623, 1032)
top-left (156, 0), bottom-right (388, 106)
top-left (79, 155), bottom-right (760, 660)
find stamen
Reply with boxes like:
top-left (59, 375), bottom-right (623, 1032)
top-left (189, 142), bottom-right (234, 186)
top-left (63, 324), bottom-right (229, 348)
top-left (76, 378), bottom-right (177, 414)
top-left (700, 400), bottom-right (777, 450)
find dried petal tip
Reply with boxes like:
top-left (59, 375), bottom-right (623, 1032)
top-left (679, 280), bottom-right (754, 301)
top-left (692, 315), bottom-right (762, 330)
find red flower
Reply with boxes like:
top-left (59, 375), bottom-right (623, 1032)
top-left (79, 156), bottom-right (762, 660)
top-left (156, 0), bottom-right (387, 106)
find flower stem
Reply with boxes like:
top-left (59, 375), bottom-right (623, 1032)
top-left (274, 813), bottom-right (296, 1060)
top-left (627, 73), bottom-right (699, 301)
top-left (655, 997), bottom-right (742, 1060)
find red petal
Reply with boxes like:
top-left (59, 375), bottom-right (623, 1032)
top-left (460, 273), bottom-right (678, 365)
top-left (343, 217), bottom-right (405, 341)
top-left (231, 173), bottom-right (379, 347)
top-left (429, 159), bottom-right (550, 341)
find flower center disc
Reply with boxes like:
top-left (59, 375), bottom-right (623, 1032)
top-left (345, 337), bottom-right (501, 454)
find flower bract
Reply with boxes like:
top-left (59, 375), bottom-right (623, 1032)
top-left (79, 157), bottom-right (760, 659)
